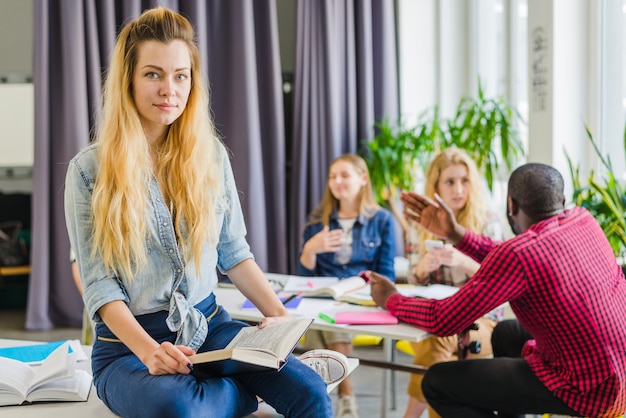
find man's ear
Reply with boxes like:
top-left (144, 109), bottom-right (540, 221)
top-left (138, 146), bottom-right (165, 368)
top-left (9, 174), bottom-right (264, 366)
top-left (507, 196), bottom-right (519, 216)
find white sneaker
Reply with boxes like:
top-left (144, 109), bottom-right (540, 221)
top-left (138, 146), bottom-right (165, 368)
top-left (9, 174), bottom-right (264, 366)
top-left (298, 349), bottom-right (350, 385)
top-left (336, 395), bottom-right (358, 418)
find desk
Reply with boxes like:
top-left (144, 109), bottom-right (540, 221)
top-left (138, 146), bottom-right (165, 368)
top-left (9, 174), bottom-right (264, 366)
top-left (0, 337), bottom-right (359, 418)
top-left (214, 286), bottom-right (430, 417)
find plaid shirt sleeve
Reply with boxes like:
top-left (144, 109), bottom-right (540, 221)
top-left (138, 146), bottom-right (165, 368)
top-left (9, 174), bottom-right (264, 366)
top-left (385, 229), bottom-right (525, 335)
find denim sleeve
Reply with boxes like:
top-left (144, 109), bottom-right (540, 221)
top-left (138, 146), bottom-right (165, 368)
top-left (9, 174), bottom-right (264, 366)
top-left (376, 210), bottom-right (397, 280)
top-left (216, 151), bottom-right (254, 272)
top-left (64, 152), bottom-right (129, 322)
top-left (296, 223), bottom-right (322, 276)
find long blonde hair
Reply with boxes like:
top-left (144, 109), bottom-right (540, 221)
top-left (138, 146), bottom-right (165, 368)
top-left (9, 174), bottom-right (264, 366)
top-left (418, 148), bottom-right (487, 252)
top-left (307, 154), bottom-right (380, 226)
top-left (91, 8), bottom-right (222, 280)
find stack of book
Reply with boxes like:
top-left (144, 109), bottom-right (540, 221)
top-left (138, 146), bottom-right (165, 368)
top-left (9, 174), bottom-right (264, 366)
top-left (0, 340), bottom-right (92, 406)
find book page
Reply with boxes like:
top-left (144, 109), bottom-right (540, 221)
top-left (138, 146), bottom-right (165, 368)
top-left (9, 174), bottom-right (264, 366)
top-left (282, 276), bottom-right (340, 293)
top-left (326, 277), bottom-right (368, 297)
top-left (30, 342), bottom-right (73, 389)
top-left (0, 356), bottom-right (35, 400)
top-left (336, 283), bottom-right (375, 305)
top-left (27, 370), bottom-right (92, 403)
top-left (397, 284), bottom-right (459, 300)
top-left (226, 318), bottom-right (313, 360)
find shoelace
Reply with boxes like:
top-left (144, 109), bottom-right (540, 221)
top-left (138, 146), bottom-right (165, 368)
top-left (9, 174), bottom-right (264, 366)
top-left (306, 359), bottom-right (330, 382)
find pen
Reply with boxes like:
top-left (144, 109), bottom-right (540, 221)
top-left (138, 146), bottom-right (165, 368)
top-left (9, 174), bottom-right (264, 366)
top-left (318, 313), bottom-right (335, 324)
top-left (282, 292), bottom-right (303, 306)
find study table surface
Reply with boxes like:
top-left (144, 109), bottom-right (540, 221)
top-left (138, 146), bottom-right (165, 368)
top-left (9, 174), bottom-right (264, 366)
top-left (0, 337), bottom-right (359, 418)
top-left (214, 286), bottom-right (431, 418)
top-left (213, 286), bottom-right (429, 342)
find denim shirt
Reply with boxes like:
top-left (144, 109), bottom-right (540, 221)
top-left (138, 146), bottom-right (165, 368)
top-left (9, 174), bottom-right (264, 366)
top-left (64, 143), bottom-right (253, 349)
top-left (297, 208), bottom-right (396, 280)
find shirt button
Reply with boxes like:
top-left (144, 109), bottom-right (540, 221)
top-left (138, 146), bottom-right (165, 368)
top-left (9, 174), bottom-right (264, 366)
top-left (162, 222), bottom-right (167, 227)
top-left (368, 242), bottom-right (375, 247)
top-left (177, 269), bottom-right (182, 273)
top-left (169, 248), bottom-right (175, 253)
top-left (177, 294), bottom-right (183, 300)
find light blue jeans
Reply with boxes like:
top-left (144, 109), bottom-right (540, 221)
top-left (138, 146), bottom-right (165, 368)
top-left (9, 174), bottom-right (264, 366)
top-left (91, 294), bottom-right (332, 418)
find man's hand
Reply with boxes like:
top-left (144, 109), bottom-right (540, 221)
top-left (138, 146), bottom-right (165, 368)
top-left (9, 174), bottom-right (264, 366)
top-left (400, 191), bottom-right (465, 245)
top-left (366, 271), bottom-right (399, 308)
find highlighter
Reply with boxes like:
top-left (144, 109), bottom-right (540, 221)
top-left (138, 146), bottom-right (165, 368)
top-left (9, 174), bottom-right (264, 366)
top-left (318, 313), bottom-right (335, 324)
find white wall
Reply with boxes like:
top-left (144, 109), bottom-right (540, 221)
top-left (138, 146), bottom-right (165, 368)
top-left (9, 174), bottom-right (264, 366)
top-left (0, 0), bottom-right (33, 193)
top-left (0, 84), bottom-right (34, 167)
top-left (0, 0), bottom-right (32, 78)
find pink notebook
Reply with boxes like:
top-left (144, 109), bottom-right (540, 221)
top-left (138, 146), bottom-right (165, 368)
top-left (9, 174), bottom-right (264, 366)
top-left (334, 311), bottom-right (398, 325)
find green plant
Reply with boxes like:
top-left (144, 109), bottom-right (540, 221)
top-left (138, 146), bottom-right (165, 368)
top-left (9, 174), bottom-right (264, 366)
top-left (361, 80), bottom-right (525, 237)
top-left (566, 124), bottom-right (626, 259)
top-left (442, 80), bottom-right (525, 190)
top-left (363, 110), bottom-right (441, 206)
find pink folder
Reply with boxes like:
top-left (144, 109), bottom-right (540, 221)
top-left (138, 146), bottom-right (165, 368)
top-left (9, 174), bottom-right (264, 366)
top-left (334, 311), bottom-right (398, 325)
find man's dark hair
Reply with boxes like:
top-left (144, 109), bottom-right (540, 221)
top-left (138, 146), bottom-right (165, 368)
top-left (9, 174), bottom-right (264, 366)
top-left (508, 163), bottom-right (565, 218)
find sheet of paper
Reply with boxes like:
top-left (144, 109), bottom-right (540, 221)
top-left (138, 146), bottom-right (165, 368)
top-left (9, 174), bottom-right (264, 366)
top-left (282, 276), bottom-right (340, 292)
top-left (397, 284), bottom-right (459, 300)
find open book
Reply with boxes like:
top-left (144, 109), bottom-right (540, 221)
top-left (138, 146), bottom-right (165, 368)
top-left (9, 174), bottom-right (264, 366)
top-left (0, 339), bottom-right (88, 365)
top-left (0, 341), bottom-right (92, 406)
top-left (189, 317), bottom-right (314, 377)
top-left (397, 283), bottom-right (459, 300)
top-left (282, 276), bottom-right (374, 306)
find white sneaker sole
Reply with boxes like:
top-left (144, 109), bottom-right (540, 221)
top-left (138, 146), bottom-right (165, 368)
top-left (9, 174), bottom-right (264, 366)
top-left (298, 349), bottom-right (350, 384)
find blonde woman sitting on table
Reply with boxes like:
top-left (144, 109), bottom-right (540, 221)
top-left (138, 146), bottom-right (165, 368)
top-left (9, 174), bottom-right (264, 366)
top-left (298, 153), bottom-right (396, 418)
top-left (403, 148), bottom-right (503, 418)
top-left (64, 8), bottom-right (343, 418)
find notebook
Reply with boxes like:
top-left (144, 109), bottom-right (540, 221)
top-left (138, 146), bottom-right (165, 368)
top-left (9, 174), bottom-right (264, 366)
top-left (242, 296), bottom-right (303, 309)
top-left (334, 310), bottom-right (398, 325)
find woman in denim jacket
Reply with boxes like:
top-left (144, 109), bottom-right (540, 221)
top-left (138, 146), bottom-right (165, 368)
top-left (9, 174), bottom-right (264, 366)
top-left (64, 8), bottom-right (334, 418)
top-left (298, 153), bottom-right (396, 418)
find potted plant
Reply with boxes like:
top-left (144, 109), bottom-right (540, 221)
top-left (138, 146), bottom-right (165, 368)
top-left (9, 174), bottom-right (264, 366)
top-left (441, 80), bottom-right (526, 191)
top-left (566, 124), bottom-right (626, 264)
top-left (362, 80), bottom-right (525, 239)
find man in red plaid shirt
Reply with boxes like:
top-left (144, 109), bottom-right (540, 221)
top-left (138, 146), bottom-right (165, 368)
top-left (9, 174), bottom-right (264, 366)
top-left (368, 163), bottom-right (626, 418)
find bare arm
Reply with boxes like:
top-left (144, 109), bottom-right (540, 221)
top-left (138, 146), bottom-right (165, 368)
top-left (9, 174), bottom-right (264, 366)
top-left (98, 300), bottom-right (195, 375)
top-left (227, 258), bottom-right (291, 326)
